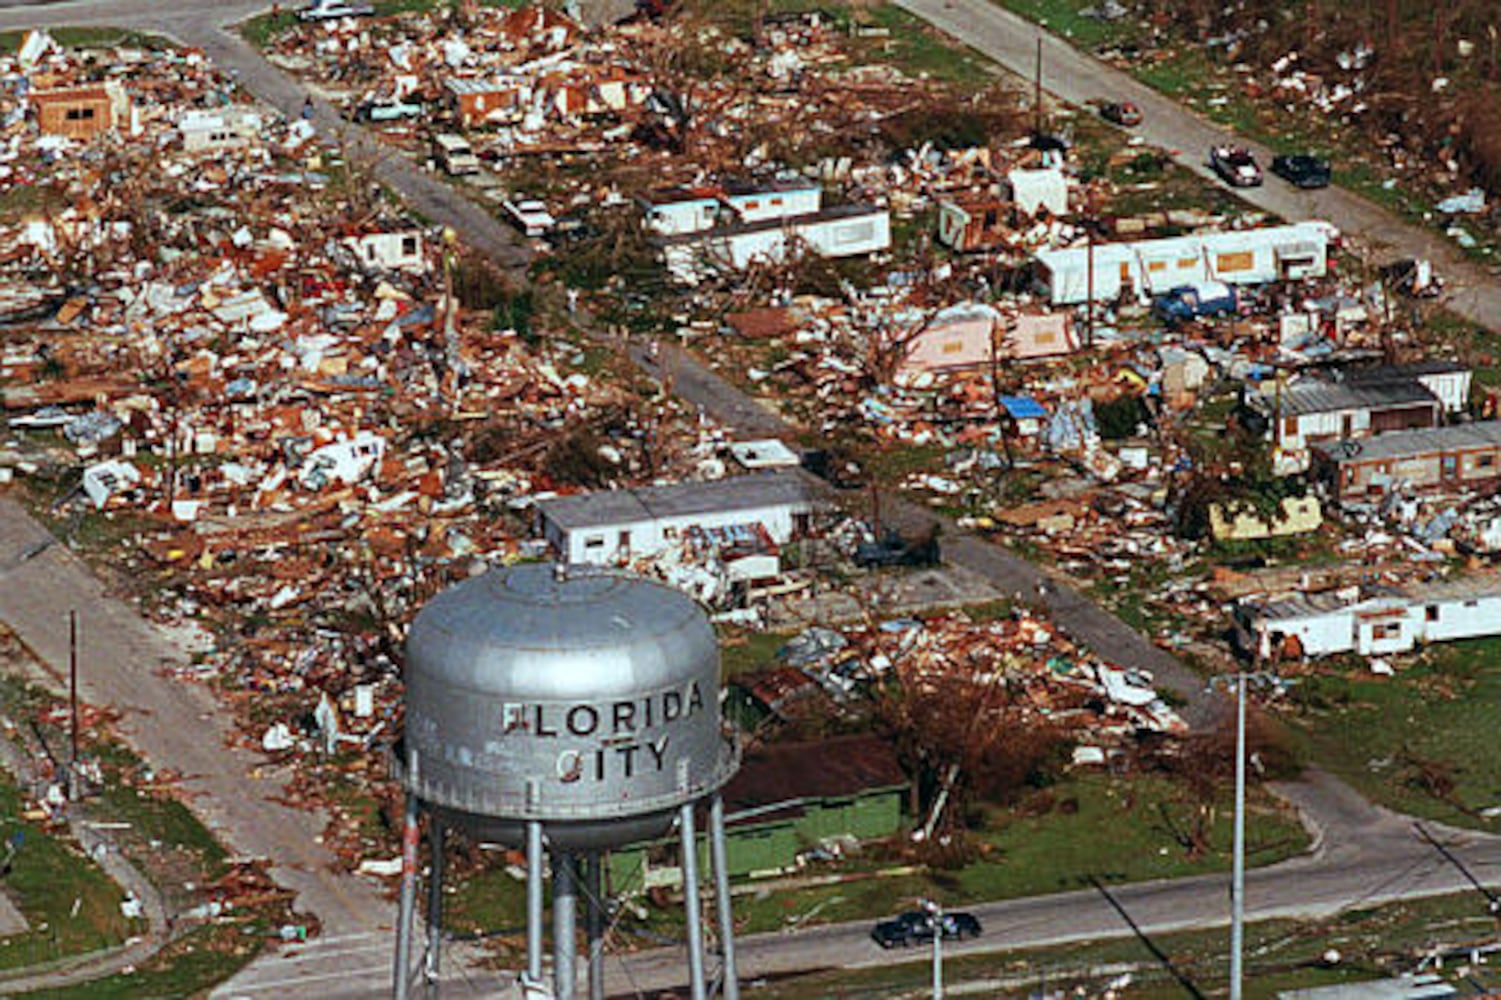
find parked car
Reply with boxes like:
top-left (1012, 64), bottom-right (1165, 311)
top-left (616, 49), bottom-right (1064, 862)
top-left (354, 99), bottom-right (423, 123)
top-left (298, 0), bottom-right (374, 21)
top-left (871, 911), bottom-right (982, 949)
top-left (1099, 101), bottom-right (1142, 127)
top-left (1152, 281), bottom-right (1238, 324)
top-left (503, 199), bottom-right (557, 238)
top-left (1270, 153), bottom-right (1331, 189)
top-left (1209, 145), bottom-right (1262, 187)
top-left (855, 528), bottom-right (940, 570)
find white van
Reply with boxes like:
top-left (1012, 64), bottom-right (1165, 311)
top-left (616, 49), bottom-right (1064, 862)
top-left (432, 134), bottom-right (480, 176)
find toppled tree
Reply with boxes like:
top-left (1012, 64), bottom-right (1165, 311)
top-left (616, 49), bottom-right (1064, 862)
top-left (876, 664), bottom-right (1068, 854)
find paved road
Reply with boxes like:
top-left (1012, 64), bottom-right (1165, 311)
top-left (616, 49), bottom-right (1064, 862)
top-left (602, 771), bottom-right (1501, 996)
top-left (895, 0), bottom-right (1501, 336)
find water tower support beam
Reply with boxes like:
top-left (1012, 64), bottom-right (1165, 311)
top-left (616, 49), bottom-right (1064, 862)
top-left (392, 792), bottom-right (421, 1000)
top-left (709, 794), bottom-right (739, 1000)
top-left (585, 853), bottom-right (605, 1000)
top-left (679, 802), bottom-right (708, 1000)
top-left (424, 821), bottom-right (446, 983)
top-left (525, 818), bottom-right (544, 986)
top-left (554, 851), bottom-right (579, 1000)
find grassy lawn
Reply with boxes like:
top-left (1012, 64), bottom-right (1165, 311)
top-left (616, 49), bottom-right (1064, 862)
top-left (746, 890), bottom-right (1501, 998)
top-left (1288, 636), bottom-right (1501, 832)
top-left (728, 770), bottom-right (1306, 935)
top-left (0, 777), bottom-right (136, 972)
top-left (424, 768), bottom-right (1308, 955)
top-left (0, 636), bottom-right (270, 991)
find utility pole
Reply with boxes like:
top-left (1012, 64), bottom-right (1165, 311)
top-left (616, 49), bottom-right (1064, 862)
top-left (68, 610), bottom-right (79, 801)
top-left (1230, 671), bottom-right (1246, 1000)
top-left (1085, 220), bottom-right (1096, 349)
top-left (1033, 36), bottom-right (1044, 135)
top-left (921, 898), bottom-right (944, 1000)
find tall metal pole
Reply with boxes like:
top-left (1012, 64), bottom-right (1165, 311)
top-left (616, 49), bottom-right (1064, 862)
top-left (1085, 221), bottom-right (1095, 349)
top-left (1230, 672), bottom-right (1247, 1000)
top-left (1033, 36), bottom-right (1043, 134)
top-left (585, 853), bottom-right (605, 1000)
top-left (393, 792), bottom-right (421, 1000)
top-left (932, 902), bottom-right (944, 1000)
top-left (554, 852), bottom-right (578, 1000)
top-left (679, 802), bottom-right (708, 1000)
top-left (525, 795), bottom-right (544, 989)
top-left (424, 821), bottom-right (445, 984)
top-left (68, 610), bottom-right (79, 801)
top-left (709, 794), bottom-right (740, 1000)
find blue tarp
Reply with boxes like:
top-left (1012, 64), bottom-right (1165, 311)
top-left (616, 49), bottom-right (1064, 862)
top-left (998, 395), bottom-right (1048, 419)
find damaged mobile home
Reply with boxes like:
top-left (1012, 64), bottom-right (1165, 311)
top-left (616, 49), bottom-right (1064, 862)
top-left (1032, 221), bottom-right (1334, 305)
top-left (1236, 575), bottom-right (1501, 660)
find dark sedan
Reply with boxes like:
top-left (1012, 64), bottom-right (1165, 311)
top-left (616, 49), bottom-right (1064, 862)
top-left (1271, 154), bottom-right (1332, 189)
top-left (871, 911), bottom-right (982, 948)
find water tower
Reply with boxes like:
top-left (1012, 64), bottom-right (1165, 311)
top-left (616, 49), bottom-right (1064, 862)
top-left (391, 563), bottom-right (741, 1000)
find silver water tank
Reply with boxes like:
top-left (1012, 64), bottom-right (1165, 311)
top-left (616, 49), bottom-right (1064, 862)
top-left (398, 563), bottom-right (736, 849)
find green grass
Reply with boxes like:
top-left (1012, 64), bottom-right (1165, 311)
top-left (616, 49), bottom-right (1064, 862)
top-left (729, 770), bottom-right (1305, 935)
top-left (719, 627), bottom-right (794, 681)
top-left (23, 923), bottom-right (266, 1000)
top-left (0, 28), bottom-right (172, 53)
top-left (1288, 636), bottom-right (1501, 832)
top-left (242, 0), bottom-right (526, 49)
top-left (850, 6), bottom-right (998, 89)
top-left (0, 781), bottom-right (135, 972)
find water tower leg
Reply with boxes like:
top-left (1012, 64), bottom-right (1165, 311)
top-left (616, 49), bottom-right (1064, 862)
top-left (554, 852), bottom-right (578, 1000)
top-left (585, 853), bottom-right (605, 1000)
top-left (393, 792), bottom-right (421, 1000)
top-left (679, 802), bottom-right (707, 1000)
top-left (709, 794), bottom-right (739, 1000)
top-left (424, 821), bottom-right (445, 984)
top-left (525, 820), bottom-right (544, 987)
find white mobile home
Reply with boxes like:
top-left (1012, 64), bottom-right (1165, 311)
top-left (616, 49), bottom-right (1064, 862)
top-left (1034, 221), bottom-right (1335, 306)
top-left (1236, 576), bottom-right (1501, 660)
top-left (344, 228), bottom-right (426, 274)
top-left (658, 205), bottom-right (890, 284)
top-left (535, 470), bottom-right (815, 565)
top-left (639, 180), bottom-right (823, 237)
top-left (178, 108), bottom-right (263, 153)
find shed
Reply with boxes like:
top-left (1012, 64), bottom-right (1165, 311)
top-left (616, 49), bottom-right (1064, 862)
top-left (32, 82), bottom-right (130, 140)
top-left (610, 734), bottom-right (907, 884)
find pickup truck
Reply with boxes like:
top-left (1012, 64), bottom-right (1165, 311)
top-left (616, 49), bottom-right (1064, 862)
top-left (855, 528), bottom-right (940, 569)
top-left (299, 0), bottom-right (375, 20)
top-left (1152, 281), bottom-right (1238, 324)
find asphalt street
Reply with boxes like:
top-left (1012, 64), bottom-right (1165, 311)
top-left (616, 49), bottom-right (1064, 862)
top-left (0, 0), bottom-right (1497, 996)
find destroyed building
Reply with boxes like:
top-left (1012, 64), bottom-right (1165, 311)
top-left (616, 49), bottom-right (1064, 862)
top-left (535, 470), bottom-right (815, 566)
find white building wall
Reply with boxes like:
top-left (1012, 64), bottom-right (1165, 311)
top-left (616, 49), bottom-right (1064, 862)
top-left (725, 186), bottom-right (821, 224)
top-left (1418, 594), bottom-right (1501, 642)
top-left (554, 502), bottom-right (807, 565)
top-left (1259, 611), bottom-right (1355, 658)
top-left (645, 198), bottom-right (719, 236)
top-left (1418, 371), bottom-right (1472, 414)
